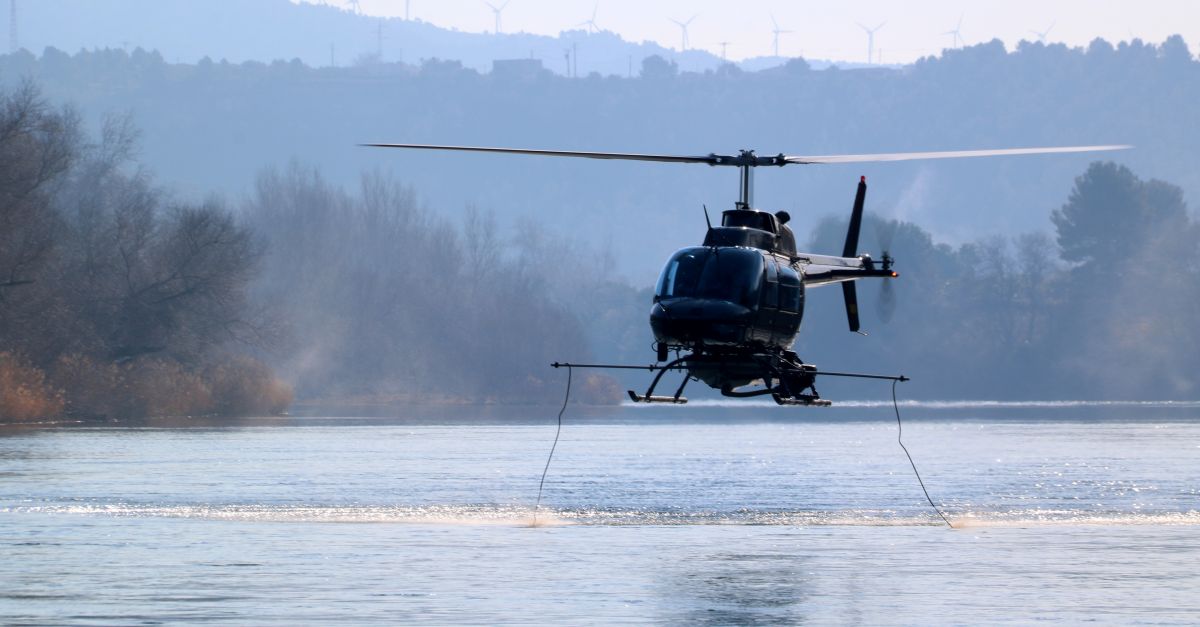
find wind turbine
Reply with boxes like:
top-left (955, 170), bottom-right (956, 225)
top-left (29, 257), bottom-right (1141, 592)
top-left (577, 2), bottom-right (600, 34)
top-left (669, 15), bottom-right (697, 51)
top-left (942, 14), bottom-right (964, 49)
top-left (857, 21), bottom-right (886, 64)
top-left (718, 41), bottom-right (731, 61)
top-left (484, 1), bottom-right (509, 34)
top-left (1029, 21), bottom-right (1055, 43)
top-left (770, 14), bottom-right (793, 58)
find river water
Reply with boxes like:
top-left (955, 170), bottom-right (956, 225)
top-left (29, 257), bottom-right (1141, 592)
top-left (2, 402), bottom-right (1198, 624)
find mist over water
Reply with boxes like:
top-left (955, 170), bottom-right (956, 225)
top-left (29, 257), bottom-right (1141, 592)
top-left (2, 410), bottom-right (1198, 623)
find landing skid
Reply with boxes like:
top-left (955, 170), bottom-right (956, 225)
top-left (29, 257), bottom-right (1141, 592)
top-left (773, 395), bottom-right (832, 407)
top-left (550, 358), bottom-right (906, 407)
top-left (626, 391), bottom-right (688, 404)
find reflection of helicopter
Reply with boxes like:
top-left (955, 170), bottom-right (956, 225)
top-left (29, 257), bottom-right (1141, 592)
top-left (367, 143), bottom-right (1128, 405)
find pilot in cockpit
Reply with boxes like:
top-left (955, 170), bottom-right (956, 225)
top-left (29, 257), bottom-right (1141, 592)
top-left (775, 211), bottom-right (797, 257)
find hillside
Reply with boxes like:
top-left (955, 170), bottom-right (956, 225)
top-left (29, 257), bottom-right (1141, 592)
top-left (1, 37), bottom-right (1193, 278)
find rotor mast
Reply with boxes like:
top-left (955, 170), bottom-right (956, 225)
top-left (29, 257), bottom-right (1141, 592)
top-left (738, 163), bottom-right (753, 208)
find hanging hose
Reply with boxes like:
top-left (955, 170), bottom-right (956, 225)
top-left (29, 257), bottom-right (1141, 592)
top-left (533, 365), bottom-right (570, 526)
top-left (893, 379), bottom-right (952, 528)
top-left (534, 365), bottom-right (948, 528)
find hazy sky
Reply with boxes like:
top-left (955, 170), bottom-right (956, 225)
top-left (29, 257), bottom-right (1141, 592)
top-left (308, 0), bottom-right (1199, 63)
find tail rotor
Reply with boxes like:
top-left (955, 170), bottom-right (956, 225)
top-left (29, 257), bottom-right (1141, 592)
top-left (875, 220), bottom-right (897, 323)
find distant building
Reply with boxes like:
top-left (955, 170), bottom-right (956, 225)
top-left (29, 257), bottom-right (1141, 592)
top-left (491, 58), bottom-right (544, 80)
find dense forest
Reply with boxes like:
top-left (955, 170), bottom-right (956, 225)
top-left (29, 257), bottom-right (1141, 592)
top-left (2, 35), bottom-right (1199, 422)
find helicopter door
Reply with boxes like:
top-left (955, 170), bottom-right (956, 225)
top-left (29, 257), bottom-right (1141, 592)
top-left (755, 257), bottom-right (780, 344)
top-left (775, 262), bottom-right (804, 339)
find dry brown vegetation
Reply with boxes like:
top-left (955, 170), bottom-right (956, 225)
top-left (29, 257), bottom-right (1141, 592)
top-left (0, 353), bottom-right (292, 423)
top-left (0, 352), bottom-right (65, 422)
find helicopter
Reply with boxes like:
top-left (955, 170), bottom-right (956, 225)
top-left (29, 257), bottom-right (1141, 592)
top-left (366, 143), bottom-right (1129, 406)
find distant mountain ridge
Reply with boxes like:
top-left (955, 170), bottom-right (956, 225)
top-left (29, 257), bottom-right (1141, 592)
top-left (7, 0), bottom-right (858, 75)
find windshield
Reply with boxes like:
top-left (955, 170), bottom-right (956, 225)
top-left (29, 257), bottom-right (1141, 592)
top-left (656, 247), bottom-right (763, 307)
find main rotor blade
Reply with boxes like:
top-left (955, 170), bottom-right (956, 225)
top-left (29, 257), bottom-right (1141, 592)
top-left (363, 143), bottom-right (720, 165)
top-left (784, 145), bottom-right (1131, 164)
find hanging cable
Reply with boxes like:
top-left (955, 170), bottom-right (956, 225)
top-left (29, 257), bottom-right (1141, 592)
top-left (534, 365), bottom-right (570, 526)
top-left (893, 379), bottom-right (952, 528)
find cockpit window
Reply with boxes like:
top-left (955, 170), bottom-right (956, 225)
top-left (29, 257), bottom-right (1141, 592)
top-left (656, 247), bottom-right (763, 307)
top-left (722, 211), bottom-right (776, 232)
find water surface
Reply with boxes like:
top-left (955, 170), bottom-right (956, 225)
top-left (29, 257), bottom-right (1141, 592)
top-left (2, 404), bottom-right (1198, 624)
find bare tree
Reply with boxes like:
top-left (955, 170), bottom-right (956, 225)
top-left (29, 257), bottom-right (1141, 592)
top-left (0, 83), bottom-right (78, 294)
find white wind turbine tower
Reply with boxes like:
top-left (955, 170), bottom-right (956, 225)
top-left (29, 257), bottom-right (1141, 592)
top-left (943, 14), bottom-right (964, 49)
top-left (577, 2), bottom-right (600, 34)
top-left (770, 14), bottom-right (793, 58)
top-left (718, 41), bottom-right (731, 61)
top-left (484, 1), bottom-right (509, 35)
top-left (1029, 21), bottom-right (1055, 43)
top-left (857, 21), bottom-right (885, 64)
top-left (669, 15), bottom-right (697, 52)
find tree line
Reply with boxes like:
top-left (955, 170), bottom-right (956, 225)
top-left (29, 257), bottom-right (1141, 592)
top-left (799, 161), bottom-right (1200, 400)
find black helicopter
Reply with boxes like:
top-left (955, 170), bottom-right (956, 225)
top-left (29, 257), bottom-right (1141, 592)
top-left (366, 143), bottom-right (1128, 405)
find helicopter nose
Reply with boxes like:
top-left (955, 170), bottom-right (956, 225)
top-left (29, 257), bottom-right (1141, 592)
top-left (650, 297), bottom-right (752, 345)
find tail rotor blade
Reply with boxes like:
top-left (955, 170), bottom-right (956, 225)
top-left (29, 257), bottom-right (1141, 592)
top-left (874, 217), bottom-right (898, 324)
top-left (876, 219), bottom-right (896, 255)
top-left (877, 280), bottom-right (896, 323)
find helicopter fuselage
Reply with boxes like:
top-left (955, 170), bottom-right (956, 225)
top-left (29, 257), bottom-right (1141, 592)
top-left (644, 202), bottom-right (895, 398)
top-left (650, 204), bottom-right (889, 353)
